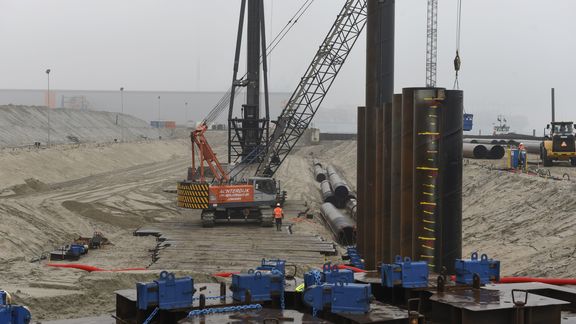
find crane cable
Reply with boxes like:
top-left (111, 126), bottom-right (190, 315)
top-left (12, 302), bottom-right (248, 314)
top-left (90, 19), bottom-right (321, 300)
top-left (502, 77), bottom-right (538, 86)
top-left (202, 0), bottom-right (315, 125)
top-left (453, 0), bottom-right (462, 90)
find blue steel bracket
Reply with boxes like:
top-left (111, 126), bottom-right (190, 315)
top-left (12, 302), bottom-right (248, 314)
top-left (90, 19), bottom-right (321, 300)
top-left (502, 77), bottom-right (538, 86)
top-left (0, 291), bottom-right (32, 324)
top-left (381, 256), bottom-right (429, 288)
top-left (256, 258), bottom-right (286, 275)
top-left (322, 263), bottom-right (354, 285)
top-left (231, 269), bottom-right (284, 303)
top-left (137, 271), bottom-right (195, 310)
top-left (455, 252), bottom-right (500, 285)
top-left (303, 282), bottom-right (371, 314)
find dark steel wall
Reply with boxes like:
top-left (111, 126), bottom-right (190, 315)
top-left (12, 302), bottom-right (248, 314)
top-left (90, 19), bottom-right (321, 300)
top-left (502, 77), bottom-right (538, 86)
top-left (437, 90), bottom-right (463, 273)
top-left (400, 88), bottom-right (415, 259)
top-left (389, 94), bottom-right (403, 258)
top-left (243, 0), bottom-right (262, 156)
top-left (357, 0), bottom-right (395, 270)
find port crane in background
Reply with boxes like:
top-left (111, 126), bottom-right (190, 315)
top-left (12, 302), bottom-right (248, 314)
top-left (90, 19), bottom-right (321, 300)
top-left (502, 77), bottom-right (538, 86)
top-left (178, 0), bottom-right (368, 227)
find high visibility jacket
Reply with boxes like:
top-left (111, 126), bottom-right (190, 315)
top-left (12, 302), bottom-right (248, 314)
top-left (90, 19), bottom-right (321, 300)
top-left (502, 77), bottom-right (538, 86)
top-left (274, 207), bottom-right (283, 219)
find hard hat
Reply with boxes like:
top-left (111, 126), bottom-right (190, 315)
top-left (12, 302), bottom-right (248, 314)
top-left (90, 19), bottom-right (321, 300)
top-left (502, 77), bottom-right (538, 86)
top-left (276, 203), bottom-right (281, 207)
top-left (519, 142), bottom-right (524, 145)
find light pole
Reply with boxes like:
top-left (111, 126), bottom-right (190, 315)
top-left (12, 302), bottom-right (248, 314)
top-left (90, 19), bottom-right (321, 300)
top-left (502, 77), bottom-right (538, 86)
top-left (185, 102), bottom-right (188, 127)
top-left (157, 96), bottom-right (161, 120)
top-left (120, 87), bottom-right (125, 142)
top-left (45, 69), bottom-right (51, 147)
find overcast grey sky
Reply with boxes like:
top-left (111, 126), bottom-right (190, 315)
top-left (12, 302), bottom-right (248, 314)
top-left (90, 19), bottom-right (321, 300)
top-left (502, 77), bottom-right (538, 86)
top-left (0, 0), bottom-right (574, 134)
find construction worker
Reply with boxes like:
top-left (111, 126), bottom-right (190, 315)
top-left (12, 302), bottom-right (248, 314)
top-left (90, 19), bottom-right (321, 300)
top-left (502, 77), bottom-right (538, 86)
top-left (273, 203), bottom-right (283, 232)
top-left (518, 142), bottom-right (527, 170)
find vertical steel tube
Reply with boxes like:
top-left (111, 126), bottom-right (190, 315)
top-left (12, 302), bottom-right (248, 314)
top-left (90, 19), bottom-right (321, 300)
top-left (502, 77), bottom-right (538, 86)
top-left (413, 88), bottom-right (443, 269)
top-left (363, 0), bottom-right (395, 270)
top-left (400, 88), bottom-right (415, 259)
top-left (364, 106), bottom-right (377, 269)
top-left (244, 0), bottom-right (262, 158)
top-left (382, 102), bottom-right (392, 263)
top-left (366, 0), bottom-right (395, 107)
top-left (357, 106), bottom-right (366, 255)
top-left (389, 94), bottom-right (402, 258)
top-left (437, 90), bottom-right (463, 273)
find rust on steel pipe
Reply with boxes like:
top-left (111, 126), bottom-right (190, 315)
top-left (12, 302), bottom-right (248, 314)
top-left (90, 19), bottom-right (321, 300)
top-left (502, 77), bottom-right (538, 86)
top-left (321, 203), bottom-right (356, 245)
top-left (326, 165), bottom-right (350, 199)
top-left (314, 165), bottom-right (327, 182)
top-left (463, 143), bottom-right (488, 159)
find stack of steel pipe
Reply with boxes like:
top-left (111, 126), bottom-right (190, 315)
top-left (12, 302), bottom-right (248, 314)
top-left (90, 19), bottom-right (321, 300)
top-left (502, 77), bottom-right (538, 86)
top-left (320, 180), bottom-right (339, 207)
top-left (314, 165), bottom-right (327, 182)
top-left (326, 165), bottom-right (350, 199)
top-left (346, 198), bottom-right (357, 220)
top-left (320, 203), bottom-right (356, 245)
top-left (463, 143), bottom-right (505, 159)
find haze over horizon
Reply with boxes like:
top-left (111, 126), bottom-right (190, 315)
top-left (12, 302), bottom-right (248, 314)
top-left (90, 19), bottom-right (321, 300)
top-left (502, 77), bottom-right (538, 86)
top-left (0, 0), bottom-right (574, 135)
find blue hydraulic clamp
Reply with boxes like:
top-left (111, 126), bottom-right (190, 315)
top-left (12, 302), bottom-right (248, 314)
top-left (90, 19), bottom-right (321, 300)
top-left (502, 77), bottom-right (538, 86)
top-left (455, 252), bottom-right (500, 285)
top-left (303, 282), bottom-right (371, 314)
top-left (256, 258), bottom-right (286, 275)
top-left (231, 268), bottom-right (285, 303)
top-left (346, 247), bottom-right (365, 269)
top-left (381, 256), bottom-right (429, 288)
top-left (304, 263), bottom-right (354, 288)
top-left (137, 271), bottom-right (195, 310)
top-left (0, 291), bottom-right (32, 324)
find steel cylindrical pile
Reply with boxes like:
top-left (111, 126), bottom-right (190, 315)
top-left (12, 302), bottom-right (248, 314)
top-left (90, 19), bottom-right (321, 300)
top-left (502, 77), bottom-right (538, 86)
top-left (346, 198), bottom-right (357, 220)
top-left (320, 180), bottom-right (337, 206)
top-left (326, 165), bottom-right (350, 199)
top-left (314, 165), bottom-right (327, 182)
top-left (462, 143), bottom-right (505, 159)
top-left (321, 203), bottom-right (356, 245)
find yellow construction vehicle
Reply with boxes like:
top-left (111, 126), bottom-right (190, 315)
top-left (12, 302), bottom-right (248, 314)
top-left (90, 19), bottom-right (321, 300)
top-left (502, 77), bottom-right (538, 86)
top-left (540, 121), bottom-right (576, 167)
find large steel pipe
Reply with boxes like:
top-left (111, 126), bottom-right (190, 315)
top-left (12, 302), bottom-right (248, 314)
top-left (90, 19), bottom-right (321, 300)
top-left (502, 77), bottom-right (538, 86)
top-left (321, 203), bottom-right (356, 245)
top-left (487, 144), bottom-right (506, 159)
top-left (356, 106), bottom-right (366, 257)
top-left (326, 165), bottom-right (350, 199)
top-left (320, 180), bottom-right (337, 206)
top-left (400, 88), bottom-right (415, 259)
top-left (314, 165), bottom-right (327, 182)
top-left (412, 88), bottom-right (442, 267)
top-left (438, 89), bottom-right (463, 274)
top-left (389, 93), bottom-right (402, 258)
top-left (313, 158), bottom-right (322, 168)
top-left (346, 198), bottom-right (357, 220)
top-left (463, 143), bottom-right (488, 159)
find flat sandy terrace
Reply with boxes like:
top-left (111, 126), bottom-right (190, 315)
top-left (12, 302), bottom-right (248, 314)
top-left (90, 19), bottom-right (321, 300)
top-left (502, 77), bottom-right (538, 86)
top-left (1, 131), bottom-right (576, 321)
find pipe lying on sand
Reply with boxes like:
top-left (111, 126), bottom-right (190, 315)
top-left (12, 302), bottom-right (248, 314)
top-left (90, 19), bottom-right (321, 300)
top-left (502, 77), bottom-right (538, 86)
top-left (462, 143), bottom-right (505, 160)
top-left (346, 198), bottom-right (357, 220)
top-left (326, 165), bottom-right (350, 198)
top-left (320, 202), bottom-right (356, 245)
top-left (314, 165), bottom-right (327, 182)
top-left (320, 180), bottom-right (337, 206)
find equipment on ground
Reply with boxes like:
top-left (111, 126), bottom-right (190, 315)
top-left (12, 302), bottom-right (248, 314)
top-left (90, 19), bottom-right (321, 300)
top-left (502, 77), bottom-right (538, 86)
top-left (304, 263), bottom-right (354, 289)
top-left (0, 291), bottom-right (31, 324)
top-left (49, 243), bottom-right (88, 261)
top-left (345, 246), bottom-right (365, 270)
top-left (178, 0), bottom-right (367, 227)
top-left (381, 256), bottom-right (429, 289)
top-left (231, 269), bottom-right (284, 303)
top-left (540, 121), bottom-right (576, 167)
top-left (137, 271), bottom-right (195, 311)
top-left (454, 252), bottom-right (500, 285)
top-left (302, 281), bottom-right (371, 315)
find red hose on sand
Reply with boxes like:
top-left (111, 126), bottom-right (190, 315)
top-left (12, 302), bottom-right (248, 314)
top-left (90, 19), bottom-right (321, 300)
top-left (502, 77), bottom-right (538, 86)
top-left (336, 264), bottom-right (367, 273)
top-left (212, 272), bottom-right (240, 278)
top-left (47, 264), bottom-right (146, 272)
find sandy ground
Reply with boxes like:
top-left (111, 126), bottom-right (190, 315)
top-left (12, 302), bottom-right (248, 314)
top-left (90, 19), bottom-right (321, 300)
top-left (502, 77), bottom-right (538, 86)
top-left (1, 132), bottom-right (575, 321)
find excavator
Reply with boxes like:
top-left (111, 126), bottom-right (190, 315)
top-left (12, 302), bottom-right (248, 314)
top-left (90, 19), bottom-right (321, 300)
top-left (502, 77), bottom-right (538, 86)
top-left (177, 0), bottom-right (367, 227)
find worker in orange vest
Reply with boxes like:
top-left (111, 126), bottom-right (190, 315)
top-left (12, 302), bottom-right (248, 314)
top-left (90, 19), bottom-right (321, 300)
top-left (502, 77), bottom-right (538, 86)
top-left (273, 203), bottom-right (284, 231)
top-left (518, 142), bottom-right (527, 169)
